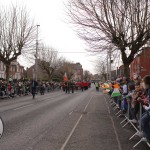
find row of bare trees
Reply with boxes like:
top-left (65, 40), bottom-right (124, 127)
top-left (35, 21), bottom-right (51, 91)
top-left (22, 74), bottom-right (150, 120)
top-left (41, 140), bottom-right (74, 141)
top-left (38, 45), bottom-right (75, 81)
top-left (67, 0), bottom-right (150, 77)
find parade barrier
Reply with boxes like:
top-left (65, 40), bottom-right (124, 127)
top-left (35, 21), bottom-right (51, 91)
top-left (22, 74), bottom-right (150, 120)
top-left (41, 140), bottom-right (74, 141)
top-left (109, 96), bottom-right (150, 149)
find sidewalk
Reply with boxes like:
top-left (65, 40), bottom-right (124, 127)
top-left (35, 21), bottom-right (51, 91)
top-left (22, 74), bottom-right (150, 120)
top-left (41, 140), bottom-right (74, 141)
top-left (64, 91), bottom-right (149, 150)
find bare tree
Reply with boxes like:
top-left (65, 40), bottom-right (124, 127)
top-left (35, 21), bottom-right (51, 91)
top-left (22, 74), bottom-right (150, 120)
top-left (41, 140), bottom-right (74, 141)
top-left (68, 0), bottom-right (150, 76)
top-left (55, 60), bottom-right (75, 81)
top-left (0, 5), bottom-right (35, 80)
top-left (61, 61), bottom-right (75, 80)
top-left (95, 59), bottom-right (107, 81)
top-left (38, 46), bottom-right (63, 81)
top-left (83, 70), bottom-right (92, 81)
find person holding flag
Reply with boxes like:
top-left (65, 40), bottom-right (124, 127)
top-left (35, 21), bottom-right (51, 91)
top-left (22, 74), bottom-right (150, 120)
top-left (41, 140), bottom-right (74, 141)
top-left (111, 81), bottom-right (122, 108)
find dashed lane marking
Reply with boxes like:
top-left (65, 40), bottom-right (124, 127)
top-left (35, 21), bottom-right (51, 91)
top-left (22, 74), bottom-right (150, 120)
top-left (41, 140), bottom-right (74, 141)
top-left (60, 96), bottom-right (93, 150)
top-left (13, 104), bottom-right (34, 110)
top-left (69, 111), bottom-right (73, 115)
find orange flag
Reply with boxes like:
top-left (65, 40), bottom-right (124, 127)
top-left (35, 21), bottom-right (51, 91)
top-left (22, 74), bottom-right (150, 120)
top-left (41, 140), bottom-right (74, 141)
top-left (64, 72), bottom-right (68, 82)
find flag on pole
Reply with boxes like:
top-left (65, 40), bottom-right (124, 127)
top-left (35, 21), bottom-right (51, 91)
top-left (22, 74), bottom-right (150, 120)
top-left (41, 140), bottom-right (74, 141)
top-left (63, 72), bottom-right (68, 82)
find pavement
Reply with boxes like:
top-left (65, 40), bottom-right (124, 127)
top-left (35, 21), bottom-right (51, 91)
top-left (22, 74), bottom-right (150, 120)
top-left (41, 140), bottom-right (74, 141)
top-left (0, 86), bottom-right (149, 150)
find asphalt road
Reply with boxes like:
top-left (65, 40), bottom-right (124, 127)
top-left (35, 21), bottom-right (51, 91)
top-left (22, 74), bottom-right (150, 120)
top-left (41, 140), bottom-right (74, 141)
top-left (0, 87), bottom-right (149, 150)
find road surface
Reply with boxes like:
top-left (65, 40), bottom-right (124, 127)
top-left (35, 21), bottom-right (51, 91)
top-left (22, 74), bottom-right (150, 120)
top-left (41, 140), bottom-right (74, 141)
top-left (0, 87), bottom-right (149, 150)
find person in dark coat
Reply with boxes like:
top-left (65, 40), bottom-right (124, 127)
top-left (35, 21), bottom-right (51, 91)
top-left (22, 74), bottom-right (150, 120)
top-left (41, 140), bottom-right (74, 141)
top-left (64, 82), bottom-right (68, 93)
top-left (31, 79), bottom-right (37, 99)
top-left (70, 81), bottom-right (75, 93)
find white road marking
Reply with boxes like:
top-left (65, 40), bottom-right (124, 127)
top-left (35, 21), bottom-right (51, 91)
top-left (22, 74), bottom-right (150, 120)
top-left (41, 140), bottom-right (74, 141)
top-left (60, 96), bottom-right (93, 150)
top-left (104, 96), bottom-right (123, 150)
top-left (14, 104), bottom-right (34, 110)
top-left (69, 111), bottom-right (73, 115)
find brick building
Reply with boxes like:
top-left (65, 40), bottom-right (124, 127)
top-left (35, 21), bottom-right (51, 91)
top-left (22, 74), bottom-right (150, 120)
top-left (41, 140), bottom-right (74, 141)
top-left (72, 63), bottom-right (83, 81)
top-left (110, 65), bottom-right (125, 80)
top-left (130, 47), bottom-right (150, 78)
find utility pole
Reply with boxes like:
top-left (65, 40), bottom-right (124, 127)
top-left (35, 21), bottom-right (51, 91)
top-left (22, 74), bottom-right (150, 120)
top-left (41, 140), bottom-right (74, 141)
top-left (35, 25), bottom-right (40, 81)
top-left (107, 52), bottom-right (109, 81)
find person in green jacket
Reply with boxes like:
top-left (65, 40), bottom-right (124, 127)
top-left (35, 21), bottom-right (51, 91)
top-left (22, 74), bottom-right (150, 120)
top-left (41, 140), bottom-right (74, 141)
top-left (95, 82), bottom-right (99, 91)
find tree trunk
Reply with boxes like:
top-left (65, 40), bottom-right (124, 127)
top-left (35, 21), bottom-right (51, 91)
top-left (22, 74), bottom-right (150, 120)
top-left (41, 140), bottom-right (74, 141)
top-left (123, 63), bottom-right (130, 77)
top-left (5, 63), bottom-right (10, 82)
top-left (48, 74), bottom-right (52, 81)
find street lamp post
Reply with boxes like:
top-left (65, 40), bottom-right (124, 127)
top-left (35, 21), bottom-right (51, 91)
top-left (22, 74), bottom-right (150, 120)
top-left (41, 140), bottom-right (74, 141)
top-left (107, 48), bottom-right (112, 81)
top-left (107, 51), bottom-right (109, 81)
top-left (35, 25), bottom-right (40, 81)
top-left (109, 49), bottom-right (112, 81)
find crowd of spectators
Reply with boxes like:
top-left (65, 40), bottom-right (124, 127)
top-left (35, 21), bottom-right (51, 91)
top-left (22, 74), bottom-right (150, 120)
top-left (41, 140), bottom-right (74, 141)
top-left (102, 75), bottom-right (150, 148)
top-left (0, 79), bottom-right (61, 99)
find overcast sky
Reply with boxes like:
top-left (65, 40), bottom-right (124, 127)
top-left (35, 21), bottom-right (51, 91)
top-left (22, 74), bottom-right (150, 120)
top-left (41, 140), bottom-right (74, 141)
top-left (0, 0), bottom-right (97, 74)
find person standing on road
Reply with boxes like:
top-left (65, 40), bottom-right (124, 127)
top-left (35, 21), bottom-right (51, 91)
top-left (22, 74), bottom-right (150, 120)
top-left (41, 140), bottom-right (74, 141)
top-left (70, 81), bottom-right (75, 93)
top-left (95, 82), bottom-right (99, 91)
top-left (81, 81), bottom-right (84, 92)
top-left (31, 79), bottom-right (37, 99)
top-left (64, 82), bottom-right (68, 93)
top-left (67, 81), bottom-right (71, 94)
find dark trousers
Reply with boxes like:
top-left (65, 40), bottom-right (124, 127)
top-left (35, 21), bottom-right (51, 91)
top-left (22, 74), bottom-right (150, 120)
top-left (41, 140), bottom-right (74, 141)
top-left (66, 87), bottom-right (70, 93)
top-left (96, 87), bottom-right (99, 91)
top-left (71, 87), bottom-right (74, 93)
top-left (134, 103), bottom-right (140, 120)
top-left (31, 87), bottom-right (36, 98)
top-left (141, 111), bottom-right (150, 140)
top-left (81, 87), bottom-right (84, 92)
